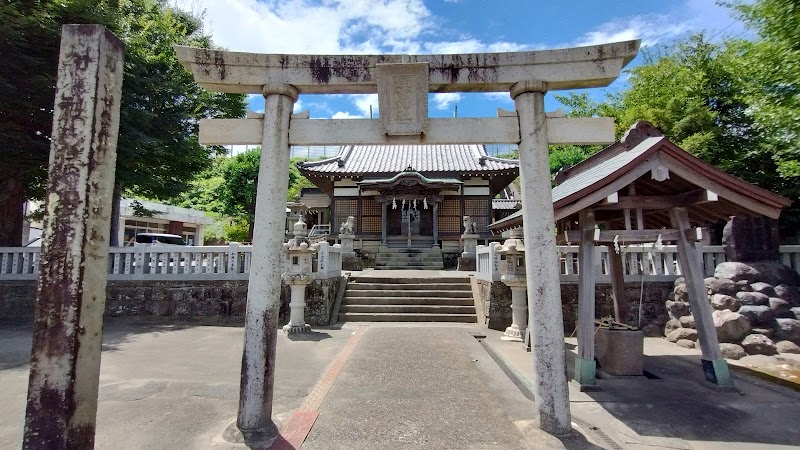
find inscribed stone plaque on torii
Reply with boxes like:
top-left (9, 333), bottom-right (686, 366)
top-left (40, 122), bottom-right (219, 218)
top-left (376, 63), bottom-right (429, 136)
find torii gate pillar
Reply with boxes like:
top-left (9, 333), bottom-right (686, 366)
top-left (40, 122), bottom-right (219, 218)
top-left (174, 39), bottom-right (640, 441)
top-left (237, 83), bottom-right (298, 447)
top-left (512, 81), bottom-right (571, 434)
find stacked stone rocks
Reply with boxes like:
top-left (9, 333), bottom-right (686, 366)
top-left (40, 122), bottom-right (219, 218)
top-left (663, 261), bottom-right (800, 358)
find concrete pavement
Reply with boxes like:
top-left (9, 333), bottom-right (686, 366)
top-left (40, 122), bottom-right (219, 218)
top-left (3, 319), bottom-right (800, 449)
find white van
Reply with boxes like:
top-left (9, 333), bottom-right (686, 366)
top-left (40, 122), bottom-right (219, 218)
top-left (133, 233), bottom-right (187, 246)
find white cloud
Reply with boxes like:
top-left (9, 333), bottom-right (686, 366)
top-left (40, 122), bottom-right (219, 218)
top-left (353, 94), bottom-right (379, 118)
top-left (574, 0), bottom-right (744, 48)
top-left (575, 15), bottom-right (690, 47)
top-left (293, 98), bottom-right (304, 113)
top-left (432, 93), bottom-right (461, 111)
top-left (171, 0), bottom-right (432, 54)
top-left (332, 111), bottom-right (360, 119)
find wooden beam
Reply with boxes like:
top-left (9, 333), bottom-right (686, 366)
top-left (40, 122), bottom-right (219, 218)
top-left (595, 189), bottom-right (720, 210)
top-left (198, 116), bottom-right (616, 146)
top-left (575, 209), bottom-right (597, 388)
top-left (606, 244), bottom-right (629, 324)
top-left (669, 207), bottom-right (733, 387)
top-left (563, 228), bottom-right (681, 244)
top-left (659, 153), bottom-right (781, 220)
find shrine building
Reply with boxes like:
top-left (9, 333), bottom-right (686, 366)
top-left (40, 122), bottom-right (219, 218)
top-left (299, 144), bottom-right (519, 255)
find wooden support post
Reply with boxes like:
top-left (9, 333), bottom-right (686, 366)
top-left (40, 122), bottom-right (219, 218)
top-left (606, 244), bottom-right (629, 324)
top-left (669, 207), bottom-right (734, 389)
top-left (574, 209), bottom-right (599, 390)
top-left (24, 25), bottom-right (124, 449)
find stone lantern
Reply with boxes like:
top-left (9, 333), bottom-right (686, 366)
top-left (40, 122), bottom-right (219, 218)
top-left (282, 217), bottom-right (318, 334)
top-left (497, 228), bottom-right (527, 342)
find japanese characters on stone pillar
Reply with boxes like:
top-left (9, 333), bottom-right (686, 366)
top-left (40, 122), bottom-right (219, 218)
top-left (282, 217), bottom-right (318, 334)
top-left (24, 25), bottom-right (124, 449)
top-left (497, 228), bottom-right (528, 342)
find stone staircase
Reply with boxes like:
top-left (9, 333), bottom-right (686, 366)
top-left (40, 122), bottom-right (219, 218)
top-left (338, 275), bottom-right (477, 322)
top-left (374, 245), bottom-right (444, 270)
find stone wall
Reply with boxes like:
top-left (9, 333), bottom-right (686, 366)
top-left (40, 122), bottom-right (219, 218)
top-left (0, 278), bottom-right (342, 326)
top-left (474, 279), bottom-right (672, 333)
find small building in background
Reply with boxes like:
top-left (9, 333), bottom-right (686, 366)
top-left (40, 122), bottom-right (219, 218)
top-left (22, 198), bottom-right (214, 246)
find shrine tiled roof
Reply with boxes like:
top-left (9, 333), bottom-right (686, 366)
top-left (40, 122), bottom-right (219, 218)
top-left (488, 121), bottom-right (792, 233)
top-left (300, 144), bottom-right (518, 174)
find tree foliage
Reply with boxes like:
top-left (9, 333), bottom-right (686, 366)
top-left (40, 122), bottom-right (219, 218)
top-left (0, 0), bottom-right (245, 245)
top-left (554, 22), bottom-right (798, 235)
top-left (175, 148), bottom-right (314, 240)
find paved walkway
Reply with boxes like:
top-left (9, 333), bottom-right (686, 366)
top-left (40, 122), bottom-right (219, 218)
top-left (302, 326), bottom-right (531, 450)
top-left (3, 320), bottom-right (800, 449)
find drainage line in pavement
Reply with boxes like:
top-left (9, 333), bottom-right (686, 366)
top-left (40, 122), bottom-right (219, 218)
top-left (474, 337), bottom-right (536, 401)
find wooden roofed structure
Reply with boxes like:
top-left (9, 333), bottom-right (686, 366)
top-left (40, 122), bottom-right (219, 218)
top-left (489, 121), bottom-right (792, 391)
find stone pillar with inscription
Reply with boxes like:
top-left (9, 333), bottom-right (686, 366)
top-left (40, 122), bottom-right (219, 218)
top-left (24, 25), bottom-right (124, 449)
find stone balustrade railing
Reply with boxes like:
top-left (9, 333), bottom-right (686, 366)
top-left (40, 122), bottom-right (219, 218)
top-left (0, 242), bottom-right (344, 281)
top-left (475, 244), bottom-right (800, 283)
top-left (3, 244), bottom-right (799, 282)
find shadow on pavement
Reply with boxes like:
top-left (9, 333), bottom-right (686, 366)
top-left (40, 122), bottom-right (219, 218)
top-left (564, 345), bottom-right (800, 447)
top-left (286, 331), bottom-right (332, 342)
top-left (0, 319), bottom-right (201, 371)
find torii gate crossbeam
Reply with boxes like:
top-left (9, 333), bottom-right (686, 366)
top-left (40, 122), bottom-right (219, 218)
top-left (176, 40), bottom-right (639, 445)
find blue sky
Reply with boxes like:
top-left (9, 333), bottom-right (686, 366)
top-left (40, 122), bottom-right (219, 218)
top-left (174, 0), bottom-right (747, 145)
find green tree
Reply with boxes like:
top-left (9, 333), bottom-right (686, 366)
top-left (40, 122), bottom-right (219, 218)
top-left (0, 0), bottom-right (245, 246)
top-left (218, 148), bottom-right (314, 240)
top-left (0, 0), bottom-right (121, 245)
top-left (726, 0), bottom-right (800, 231)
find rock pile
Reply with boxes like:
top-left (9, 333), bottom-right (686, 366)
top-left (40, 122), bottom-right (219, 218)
top-left (664, 261), bottom-right (800, 359)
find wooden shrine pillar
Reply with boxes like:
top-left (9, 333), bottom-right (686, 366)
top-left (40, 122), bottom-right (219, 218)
top-left (669, 207), bottom-right (734, 389)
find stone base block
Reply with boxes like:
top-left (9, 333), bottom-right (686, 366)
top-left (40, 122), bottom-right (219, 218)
top-left (457, 256), bottom-right (476, 271)
top-left (501, 325), bottom-right (524, 342)
top-left (282, 324), bottom-right (312, 334)
top-left (573, 356), bottom-right (597, 389)
top-left (341, 256), bottom-right (362, 271)
top-left (595, 328), bottom-right (644, 376)
top-left (701, 358), bottom-right (734, 387)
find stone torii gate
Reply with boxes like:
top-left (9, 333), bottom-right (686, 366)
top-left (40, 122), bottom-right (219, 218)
top-left (175, 40), bottom-right (639, 442)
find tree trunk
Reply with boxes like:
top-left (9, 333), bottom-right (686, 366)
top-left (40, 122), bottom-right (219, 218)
top-left (109, 184), bottom-right (122, 247)
top-left (0, 177), bottom-right (25, 246)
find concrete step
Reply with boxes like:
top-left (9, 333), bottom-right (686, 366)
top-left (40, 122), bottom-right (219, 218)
top-left (377, 247), bottom-right (442, 254)
top-left (340, 305), bottom-right (476, 314)
top-left (340, 297), bottom-right (475, 306)
top-left (347, 283), bottom-right (471, 291)
top-left (346, 289), bottom-right (473, 298)
top-left (350, 277), bottom-right (470, 284)
top-left (374, 257), bottom-right (444, 263)
top-left (374, 265), bottom-right (444, 270)
top-left (337, 312), bottom-right (478, 323)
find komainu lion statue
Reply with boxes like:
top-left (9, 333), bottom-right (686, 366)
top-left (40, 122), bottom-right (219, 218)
top-left (462, 215), bottom-right (477, 235)
top-left (340, 215), bottom-right (355, 234)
